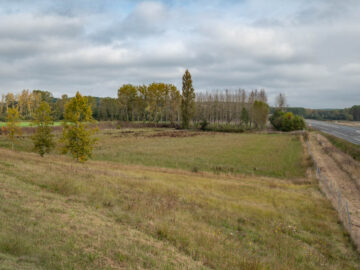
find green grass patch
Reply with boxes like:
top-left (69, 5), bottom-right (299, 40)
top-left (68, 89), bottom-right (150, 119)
top-left (0, 121), bottom-right (63, 127)
top-left (94, 129), bottom-right (306, 178)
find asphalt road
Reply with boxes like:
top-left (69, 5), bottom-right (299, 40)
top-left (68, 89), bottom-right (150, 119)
top-left (306, 119), bottom-right (360, 145)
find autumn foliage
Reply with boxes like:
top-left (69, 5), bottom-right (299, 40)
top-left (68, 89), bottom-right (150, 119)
top-left (60, 92), bottom-right (97, 162)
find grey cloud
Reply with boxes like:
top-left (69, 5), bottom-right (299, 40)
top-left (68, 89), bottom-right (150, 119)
top-left (0, 0), bottom-right (360, 109)
top-left (93, 1), bottom-right (170, 42)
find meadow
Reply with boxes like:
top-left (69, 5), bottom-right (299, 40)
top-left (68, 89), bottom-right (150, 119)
top-left (0, 127), bottom-right (359, 269)
top-left (0, 128), bottom-right (305, 178)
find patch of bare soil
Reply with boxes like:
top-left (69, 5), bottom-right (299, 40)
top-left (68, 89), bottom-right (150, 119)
top-left (117, 130), bottom-right (145, 137)
top-left (309, 133), bottom-right (360, 251)
top-left (147, 130), bottom-right (202, 138)
top-left (104, 129), bottom-right (204, 138)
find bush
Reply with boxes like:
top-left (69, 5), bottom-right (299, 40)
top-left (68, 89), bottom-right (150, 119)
top-left (270, 110), bottom-right (305, 132)
top-left (200, 120), bottom-right (208, 131)
top-left (116, 121), bottom-right (121, 129)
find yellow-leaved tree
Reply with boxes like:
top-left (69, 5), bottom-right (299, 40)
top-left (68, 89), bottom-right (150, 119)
top-left (32, 101), bottom-right (55, 157)
top-left (5, 107), bottom-right (22, 150)
top-left (60, 92), bottom-right (97, 162)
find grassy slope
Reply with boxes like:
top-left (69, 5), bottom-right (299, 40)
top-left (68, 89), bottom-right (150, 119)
top-left (0, 128), bottom-right (306, 178)
top-left (320, 132), bottom-right (360, 161)
top-left (0, 148), bottom-right (359, 269)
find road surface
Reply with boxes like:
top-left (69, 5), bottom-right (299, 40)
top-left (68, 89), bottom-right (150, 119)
top-left (306, 119), bottom-right (360, 145)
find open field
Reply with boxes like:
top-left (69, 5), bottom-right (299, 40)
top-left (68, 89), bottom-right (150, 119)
top-left (94, 129), bottom-right (306, 178)
top-left (0, 128), bottom-right (306, 178)
top-left (1, 146), bottom-right (360, 269)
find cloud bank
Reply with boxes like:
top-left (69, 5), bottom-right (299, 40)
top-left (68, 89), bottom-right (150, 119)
top-left (0, 0), bottom-right (359, 108)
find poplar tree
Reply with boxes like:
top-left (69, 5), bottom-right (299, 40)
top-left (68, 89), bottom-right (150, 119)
top-left (275, 93), bottom-right (287, 111)
top-left (5, 107), bottom-right (22, 150)
top-left (252, 101), bottom-right (269, 129)
top-left (60, 92), bottom-right (97, 162)
top-left (32, 101), bottom-right (55, 157)
top-left (240, 107), bottom-right (250, 127)
top-left (181, 69), bottom-right (195, 129)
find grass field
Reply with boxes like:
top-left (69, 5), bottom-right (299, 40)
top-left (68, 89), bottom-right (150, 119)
top-left (0, 128), bottom-right (306, 178)
top-left (0, 121), bottom-right (63, 127)
top-left (0, 147), bottom-right (359, 269)
top-left (93, 129), bottom-right (306, 178)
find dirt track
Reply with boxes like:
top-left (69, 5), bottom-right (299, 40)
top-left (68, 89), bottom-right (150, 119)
top-left (309, 133), bottom-right (360, 250)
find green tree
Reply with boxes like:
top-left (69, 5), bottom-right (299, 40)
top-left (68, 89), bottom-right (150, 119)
top-left (54, 94), bottom-right (68, 120)
top-left (270, 110), bottom-right (305, 131)
top-left (32, 90), bottom-right (53, 103)
top-left (5, 107), bottom-right (22, 150)
top-left (240, 107), bottom-right (249, 127)
top-left (32, 101), bottom-right (55, 157)
top-left (181, 69), bottom-right (195, 129)
top-left (60, 92), bottom-right (97, 162)
top-left (252, 101), bottom-right (269, 129)
top-left (350, 105), bottom-right (360, 121)
top-left (168, 84), bottom-right (181, 124)
top-left (118, 84), bottom-right (138, 121)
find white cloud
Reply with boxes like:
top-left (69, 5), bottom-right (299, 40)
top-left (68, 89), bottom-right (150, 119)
top-left (0, 0), bottom-right (359, 108)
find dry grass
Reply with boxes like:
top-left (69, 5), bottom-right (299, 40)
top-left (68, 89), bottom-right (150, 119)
top-left (309, 133), bottom-right (360, 251)
top-left (317, 133), bottom-right (360, 189)
top-left (331, 121), bottom-right (360, 128)
top-left (321, 132), bottom-right (360, 162)
top-left (0, 147), bottom-right (359, 269)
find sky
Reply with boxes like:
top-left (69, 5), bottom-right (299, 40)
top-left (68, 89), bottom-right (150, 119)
top-left (0, 0), bottom-right (359, 108)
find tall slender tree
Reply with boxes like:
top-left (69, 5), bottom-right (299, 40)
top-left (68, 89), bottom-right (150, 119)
top-left (252, 101), bottom-right (269, 129)
top-left (275, 93), bottom-right (287, 111)
top-left (32, 101), bottom-right (55, 157)
top-left (181, 69), bottom-right (195, 129)
top-left (60, 92), bottom-right (97, 162)
top-left (240, 107), bottom-right (250, 127)
top-left (5, 107), bottom-right (22, 150)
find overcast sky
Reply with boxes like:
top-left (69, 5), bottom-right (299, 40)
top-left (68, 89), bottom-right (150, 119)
top-left (0, 0), bottom-right (359, 108)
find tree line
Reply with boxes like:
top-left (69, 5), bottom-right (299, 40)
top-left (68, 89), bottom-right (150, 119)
top-left (194, 89), bottom-right (268, 129)
top-left (279, 106), bottom-right (360, 121)
top-left (2, 92), bottom-right (97, 162)
top-left (0, 70), bottom-right (197, 161)
top-left (0, 70), bottom-right (271, 130)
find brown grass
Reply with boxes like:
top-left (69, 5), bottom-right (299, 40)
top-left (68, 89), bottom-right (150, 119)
top-left (0, 147), bottom-right (359, 269)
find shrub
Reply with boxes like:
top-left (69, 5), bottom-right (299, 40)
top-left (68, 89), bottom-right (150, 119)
top-left (200, 120), bottom-right (208, 131)
top-left (270, 109), bottom-right (305, 132)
